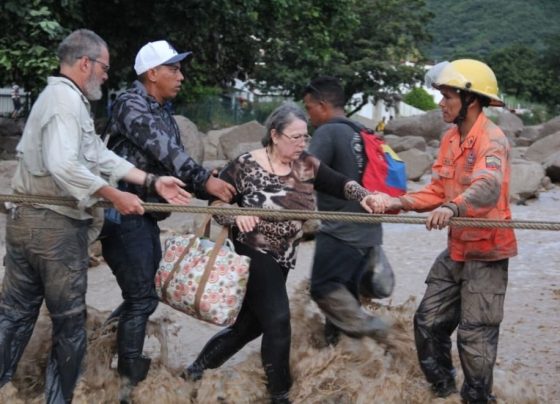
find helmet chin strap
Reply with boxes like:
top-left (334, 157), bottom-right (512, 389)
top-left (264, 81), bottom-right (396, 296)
top-left (453, 90), bottom-right (476, 126)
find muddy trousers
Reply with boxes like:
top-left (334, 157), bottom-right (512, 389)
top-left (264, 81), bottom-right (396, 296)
top-left (100, 215), bottom-right (160, 382)
top-left (414, 250), bottom-right (508, 403)
top-left (310, 233), bottom-right (387, 339)
top-left (189, 242), bottom-right (292, 399)
top-left (0, 207), bottom-right (89, 404)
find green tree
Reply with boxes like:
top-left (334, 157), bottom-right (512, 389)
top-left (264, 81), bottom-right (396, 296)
top-left (0, 0), bottom-right (82, 96)
top-left (403, 87), bottom-right (437, 111)
top-left (487, 45), bottom-right (544, 101)
top-left (539, 33), bottom-right (560, 114)
top-left (253, 0), bottom-right (432, 115)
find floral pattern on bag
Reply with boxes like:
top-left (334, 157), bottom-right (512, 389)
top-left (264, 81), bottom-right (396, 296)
top-left (155, 234), bottom-right (250, 326)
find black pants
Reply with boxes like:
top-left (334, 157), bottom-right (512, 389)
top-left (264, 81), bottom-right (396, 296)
top-left (192, 241), bottom-right (292, 396)
top-left (100, 214), bottom-right (161, 361)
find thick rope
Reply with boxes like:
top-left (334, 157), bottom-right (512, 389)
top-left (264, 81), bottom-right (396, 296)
top-left (1, 193), bottom-right (559, 231)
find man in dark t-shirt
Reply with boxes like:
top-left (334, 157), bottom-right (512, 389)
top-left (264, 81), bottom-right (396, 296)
top-left (303, 76), bottom-right (390, 344)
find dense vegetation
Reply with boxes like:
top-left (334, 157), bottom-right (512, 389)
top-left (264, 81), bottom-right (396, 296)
top-left (0, 0), bottom-right (430, 112)
top-left (0, 0), bottom-right (558, 121)
top-left (425, 0), bottom-right (560, 61)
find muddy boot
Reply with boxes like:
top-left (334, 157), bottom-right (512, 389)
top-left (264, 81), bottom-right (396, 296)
top-left (181, 328), bottom-right (237, 382)
top-left (315, 287), bottom-right (391, 341)
top-left (117, 356), bottom-right (151, 404)
top-left (324, 318), bottom-right (341, 346)
top-left (270, 391), bottom-right (291, 404)
top-left (182, 361), bottom-right (204, 382)
top-left (431, 378), bottom-right (458, 398)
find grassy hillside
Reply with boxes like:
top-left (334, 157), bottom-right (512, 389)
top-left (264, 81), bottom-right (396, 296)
top-left (425, 0), bottom-right (560, 61)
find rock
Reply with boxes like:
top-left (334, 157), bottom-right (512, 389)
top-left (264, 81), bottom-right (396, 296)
top-left (540, 116), bottom-right (560, 138)
top-left (397, 149), bottom-right (433, 181)
top-left (174, 115), bottom-right (204, 164)
top-left (515, 137), bottom-right (533, 147)
top-left (0, 118), bottom-right (24, 159)
top-left (541, 175), bottom-right (554, 190)
top-left (384, 135), bottom-right (426, 152)
top-left (510, 159), bottom-right (545, 200)
top-left (225, 141), bottom-right (262, 160)
top-left (0, 117), bottom-right (23, 138)
top-left (496, 110), bottom-right (523, 141)
top-left (427, 139), bottom-right (440, 148)
top-left (202, 159), bottom-right (229, 174)
top-left (524, 132), bottom-right (560, 163)
top-left (511, 147), bottom-right (528, 160)
top-left (384, 110), bottom-right (452, 141)
top-left (219, 120), bottom-right (265, 160)
top-left (518, 124), bottom-right (544, 145)
top-left (206, 126), bottom-right (239, 160)
top-left (543, 151), bottom-right (560, 183)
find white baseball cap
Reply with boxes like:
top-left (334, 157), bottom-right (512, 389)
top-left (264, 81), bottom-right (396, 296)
top-left (134, 40), bottom-right (191, 75)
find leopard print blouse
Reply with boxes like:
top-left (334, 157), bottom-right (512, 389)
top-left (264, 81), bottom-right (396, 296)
top-left (215, 151), bottom-right (369, 271)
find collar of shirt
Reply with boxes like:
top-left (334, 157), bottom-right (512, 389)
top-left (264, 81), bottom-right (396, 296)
top-left (49, 75), bottom-right (91, 111)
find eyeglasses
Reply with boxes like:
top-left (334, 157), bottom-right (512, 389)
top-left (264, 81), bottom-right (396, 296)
top-left (280, 131), bottom-right (311, 144)
top-left (78, 56), bottom-right (110, 73)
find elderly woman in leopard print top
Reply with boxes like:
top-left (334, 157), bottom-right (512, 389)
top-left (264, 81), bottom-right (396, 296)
top-left (183, 103), bottom-right (383, 403)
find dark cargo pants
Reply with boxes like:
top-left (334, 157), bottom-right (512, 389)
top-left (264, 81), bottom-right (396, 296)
top-left (100, 214), bottom-right (161, 361)
top-left (0, 207), bottom-right (89, 404)
top-left (414, 249), bottom-right (508, 403)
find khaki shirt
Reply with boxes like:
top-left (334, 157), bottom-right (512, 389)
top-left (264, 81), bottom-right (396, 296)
top-left (11, 76), bottom-right (134, 223)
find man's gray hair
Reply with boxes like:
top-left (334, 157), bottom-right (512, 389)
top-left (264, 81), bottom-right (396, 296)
top-left (262, 102), bottom-right (307, 147)
top-left (57, 29), bottom-right (107, 66)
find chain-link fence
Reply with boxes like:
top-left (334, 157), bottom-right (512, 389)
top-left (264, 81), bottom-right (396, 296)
top-left (174, 93), bottom-right (288, 132)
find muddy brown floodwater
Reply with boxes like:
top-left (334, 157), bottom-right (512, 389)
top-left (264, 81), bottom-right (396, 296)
top-left (0, 160), bottom-right (558, 403)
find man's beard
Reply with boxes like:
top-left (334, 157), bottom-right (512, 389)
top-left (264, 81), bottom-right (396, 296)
top-left (84, 70), bottom-right (103, 101)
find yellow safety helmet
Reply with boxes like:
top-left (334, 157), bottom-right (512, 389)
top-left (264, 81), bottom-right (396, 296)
top-left (425, 59), bottom-right (504, 107)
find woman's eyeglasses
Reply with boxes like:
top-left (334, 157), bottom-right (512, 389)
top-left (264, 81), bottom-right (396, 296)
top-left (280, 132), bottom-right (311, 144)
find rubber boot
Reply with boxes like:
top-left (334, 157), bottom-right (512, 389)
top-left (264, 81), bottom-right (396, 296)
top-left (314, 287), bottom-right (391, 341)
top-left (182, 328), bottom-right (239, 381)
top-left (270, 391), bottom-right (291, 404)
top-left (359, 245), bottom-right (395, 299)
top-left (324, 318), bottom-right (341, 346)
top-left (117, 356), bottom-right (151, 404)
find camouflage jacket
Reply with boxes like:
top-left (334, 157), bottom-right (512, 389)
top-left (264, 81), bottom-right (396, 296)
top-left (108, 80), bottom-right (210, 200)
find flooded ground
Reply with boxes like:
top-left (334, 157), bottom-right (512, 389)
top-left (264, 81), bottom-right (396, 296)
top-left (0, 159), bottom-right (558, 403)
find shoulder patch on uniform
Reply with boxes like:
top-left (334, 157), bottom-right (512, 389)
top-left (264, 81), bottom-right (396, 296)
top-left (485, 155), bottom-right (501, 169)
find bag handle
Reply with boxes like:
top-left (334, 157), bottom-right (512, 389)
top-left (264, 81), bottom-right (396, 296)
top-left (160, 202), bottom-right (233, 311)
top-left (160, 213), bottom-right (214, 304)
top-left (193, 225), bottom-right (230, 317)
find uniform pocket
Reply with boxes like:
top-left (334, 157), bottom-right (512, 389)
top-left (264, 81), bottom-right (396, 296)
top-left (437, 165), bottom-right (455, 179)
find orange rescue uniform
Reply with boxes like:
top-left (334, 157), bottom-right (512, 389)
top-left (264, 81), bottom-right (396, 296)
top-left (399, 113), bottom-right (517, 261)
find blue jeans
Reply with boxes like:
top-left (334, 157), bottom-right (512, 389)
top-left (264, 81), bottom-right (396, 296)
top-left (0, 207), bottom-right (89, 404)
top-left (100, 214), bottom-right (161, 360)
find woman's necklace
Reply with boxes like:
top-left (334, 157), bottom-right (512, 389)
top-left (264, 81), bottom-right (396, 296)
top-left (266, 147), bottom-right (277, 175)
top-left (266, 147), bottom-right (292, 175)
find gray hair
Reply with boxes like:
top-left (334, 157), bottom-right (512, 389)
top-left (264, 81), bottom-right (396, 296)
top-left (57, 29), bottom-right (107, 66)
top-left (262, 102), bottom-right (307, 147)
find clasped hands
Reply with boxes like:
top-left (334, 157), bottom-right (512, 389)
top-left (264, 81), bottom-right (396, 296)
top-left (360, 193), bottom-right (455, 230)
